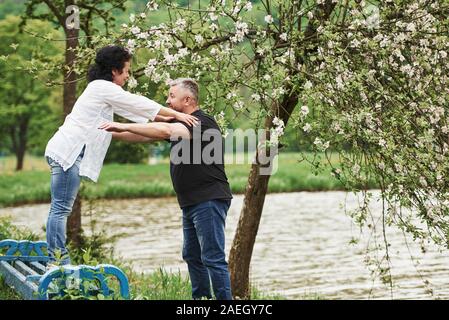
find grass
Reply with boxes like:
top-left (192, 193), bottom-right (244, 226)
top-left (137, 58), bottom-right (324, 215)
top-left (0, 264), bottom-right (287, 300)
top-left (0, 276), bottom-right (21, 300)
top-left (0, 216), bottom-right (38, 300)
top-left (0, 152), bottom-right (356, 208)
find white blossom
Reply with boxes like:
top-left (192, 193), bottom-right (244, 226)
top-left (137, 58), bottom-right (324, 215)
top-left (314, 137), bottom-right (330, 151)
top-left (231, 21), bottom-right (249, 43)
top-left (126, 39), bottom-right (136, 53)
top-left (147, 58), bottom-right (157, 66)
top-left (226, 91), bottom-right (237, 100)
top-left (195, 34), bottom-right (204, 44)
top-left (301, 105), bottom-right (309, 116)
top-left (419, 176), bottom-right (428, 187)
top-left (127, 77), bottom-right (138, 89)
top-left (273, 117), bottom-right (285, 128)
top-left (303, 123), bottom-right (312, 133)
top-left (175, 18), bottom-right (187, 30)
top-left (177, 47), bottom-right (189, 58)
top-left (130, 26), bottom-right (141, 35)
top-left (210, 23), bottom-right (218, 32)
top-left (209, 12), bottom-right (218, 21)
top-left (210, 48), bottom-right (218, 56)
top-left (163, 51), bottom-right (178, 65)
top-left (137, 32), bottom-right (149, 40)
top-left (146, 1), bottom-right (159, 11)
top-left (265, 15), bottom-right (274, 24)
top-left (304, 80), bottom-right (313, 90)
top-left (336, 75), bottom-right (344, 89)
top-left (234, 100), bottom-right (244, 110)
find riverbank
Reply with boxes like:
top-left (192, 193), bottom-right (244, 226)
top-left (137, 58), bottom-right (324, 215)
top-left (3, 193), bottom-right (448, 299)
top-left (1, 265), bottom-right (287, 300)
top-left (0, 215), bottom-right (301, 300)
top-left (0, 152), bottom-right (369, 208)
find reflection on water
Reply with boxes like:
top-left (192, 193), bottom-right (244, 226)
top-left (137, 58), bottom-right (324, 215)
top-left (2, 191), bottom-right (449, 300)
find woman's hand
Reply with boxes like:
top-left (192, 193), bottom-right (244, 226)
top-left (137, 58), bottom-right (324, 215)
top-left (175, 112), bottom-right (199, 127)
top-left (98, 122), bottom-right (128, 132)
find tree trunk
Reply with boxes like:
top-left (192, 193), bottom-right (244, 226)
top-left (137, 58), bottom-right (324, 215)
top-left (229, 94), bottom-right (298, 299)
top-left (63, 25), bottom-right (82, 248)
top-left (228, 162), bottom-right (271, 299)
top-left (67, 193), bottom-right (83, 248)
top-left (15, 118), bottom-right (29, 171)
top-left (228, 1), bottom-right (337, 299)
top-left (63, 27), bottom-right (79, 118)
top-left (10, 117), bottom-right (29, 172)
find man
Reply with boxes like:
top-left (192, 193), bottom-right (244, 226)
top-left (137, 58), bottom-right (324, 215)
top-left (99, 78), bottom-right (233, 300)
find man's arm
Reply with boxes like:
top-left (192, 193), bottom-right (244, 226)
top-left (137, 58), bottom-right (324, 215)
top-left (100, 121), bottom-right (191, 140)
top-left (112, 132), bottom-right (156, 143)
top-left (153, 115), bottom-right (175, 122)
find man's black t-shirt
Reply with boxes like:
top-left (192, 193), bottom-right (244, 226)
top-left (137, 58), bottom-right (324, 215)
top-left (168, 109), bottom-right (233, 208)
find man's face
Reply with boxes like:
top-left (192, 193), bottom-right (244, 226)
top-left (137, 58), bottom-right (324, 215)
top-left (112, 61), bottom-right (131, 87)
top-left (166, 85), bottom-right (188, 112)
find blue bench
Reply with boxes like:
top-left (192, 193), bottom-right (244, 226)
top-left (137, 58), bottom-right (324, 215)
top-left (0, 239), bottom-right (130, 300)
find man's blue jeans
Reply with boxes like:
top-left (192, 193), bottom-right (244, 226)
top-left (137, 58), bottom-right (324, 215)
top-left (182, 199), bottom-right (232, 300)
top-left (46, 149), bottom-right (84, 265)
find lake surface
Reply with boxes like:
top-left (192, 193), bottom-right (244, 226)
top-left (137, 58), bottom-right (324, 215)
top-left (2, 191), bottom-right (449, 299)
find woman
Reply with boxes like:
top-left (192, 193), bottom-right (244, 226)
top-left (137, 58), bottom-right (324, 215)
top-left (44, 45), bottom-right (197, 267)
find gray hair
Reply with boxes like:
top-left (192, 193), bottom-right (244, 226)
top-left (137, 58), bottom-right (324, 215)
top-left (169, 78), bottom-right (199, 102)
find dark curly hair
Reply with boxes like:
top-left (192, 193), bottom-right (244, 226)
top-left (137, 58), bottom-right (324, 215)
top-left (87, 45), bottom-right (132, 83)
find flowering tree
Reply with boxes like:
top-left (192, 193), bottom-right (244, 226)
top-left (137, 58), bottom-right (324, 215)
top-left (63, 0), bottom-right (449, 298)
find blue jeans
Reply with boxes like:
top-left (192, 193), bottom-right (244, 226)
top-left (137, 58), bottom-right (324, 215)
top-left (46, 148), bottom-right (84, 265)
top-left (182, 199), bottom-right (232, 300)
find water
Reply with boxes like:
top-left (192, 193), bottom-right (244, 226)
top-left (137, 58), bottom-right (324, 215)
top-left (1, 191), bottom-right (449, 300)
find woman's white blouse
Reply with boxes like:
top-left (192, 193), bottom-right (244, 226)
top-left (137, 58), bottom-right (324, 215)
top-left (45, 80), bottom-right (162, 182)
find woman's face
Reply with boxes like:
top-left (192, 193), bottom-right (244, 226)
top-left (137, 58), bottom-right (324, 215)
top-left (112, 61), bottom-right (131, 87)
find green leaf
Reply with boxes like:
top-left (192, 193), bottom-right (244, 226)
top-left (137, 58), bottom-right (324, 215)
top-left (82, 251), bottom-right (90, 264)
